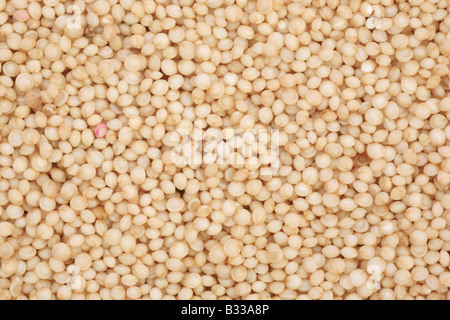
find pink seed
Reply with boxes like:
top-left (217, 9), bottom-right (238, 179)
top-left (95, 123), bottom-right (107, 138)
top-left (13, 10), bottom-right (30, 22)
